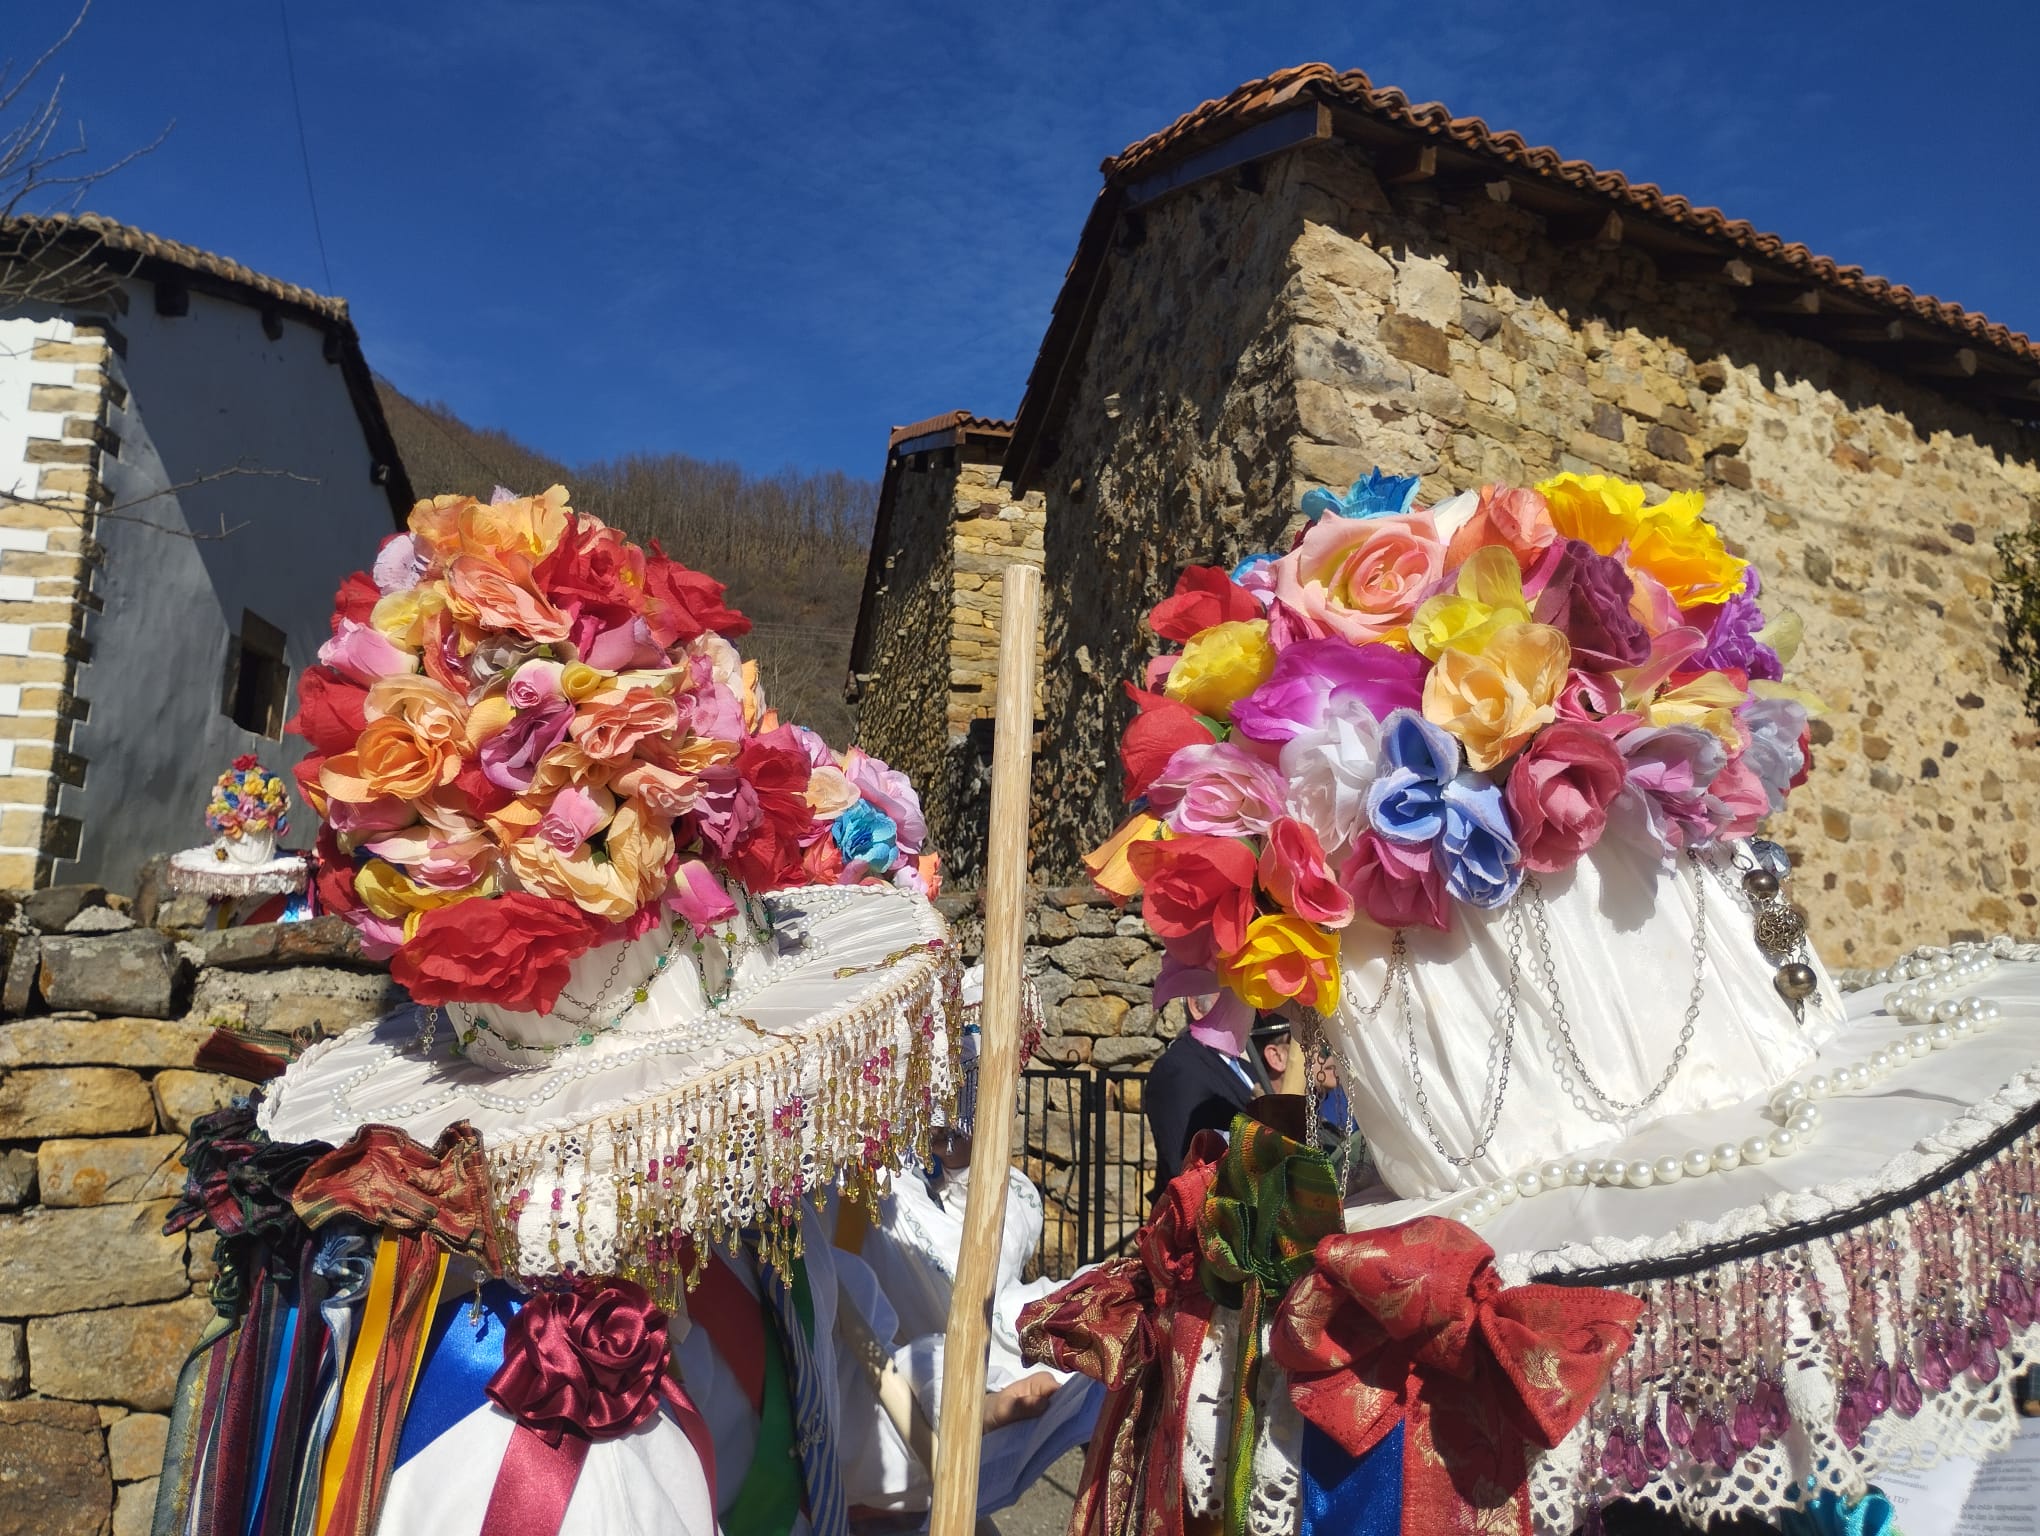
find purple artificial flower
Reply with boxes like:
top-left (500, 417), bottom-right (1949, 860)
top-left (1695, 572), bottom-right (1783, 681)
top-left (1532, 540), bottom-right (1651, 671)
top-left (1230, 638), bottom-right (1428, 744)
top-left (1607, 724), bottom-right (1729, 855)
top-left (477, 696), bottom-right (574, 792)
top-left (1364, 709), bottom-right (1461, 845)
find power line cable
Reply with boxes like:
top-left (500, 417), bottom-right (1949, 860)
top-left (277, 0), bottom-right (334, 295)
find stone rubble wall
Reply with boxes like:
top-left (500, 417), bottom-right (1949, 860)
top-left (1026, 141), bottom-right (2040, 962)
top-left (0, 875), bottom-right (396, 1536)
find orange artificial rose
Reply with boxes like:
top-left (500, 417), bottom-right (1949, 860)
top-left (445, 556), bottom-right (572, 644)
top-left (1421, 623), bottom-right (1572, 772)
top-left (571, 688), bottom-right (681, 761)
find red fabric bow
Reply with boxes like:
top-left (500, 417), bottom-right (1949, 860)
top-left (1018, 1131), bottom-right (1225, 1536)
top-left (1272, 1217), bottom-right (1642, 1536)
top-left (480, 1278), bottom-right (715, 1536)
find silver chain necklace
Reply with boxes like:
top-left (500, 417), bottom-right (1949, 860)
top-left (1398, 899), bottom-right (1524, 1167)
top-left (1526, 855), bottom-right (1708, 1122)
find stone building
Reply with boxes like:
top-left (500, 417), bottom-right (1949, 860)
top-left (847, 411), bottom-right (1045, 881)
top-left (0, 215), bottom-right (410, 893)
top-left (857, 64), bottom-right (2040, 962)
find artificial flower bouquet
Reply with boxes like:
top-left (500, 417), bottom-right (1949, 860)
top-left (207, 753), bottom-right (290, 841)
top-left (1086, 469), bottom-right (1814, 1017)
top-left (289, 486), bottom-right (938, 1015)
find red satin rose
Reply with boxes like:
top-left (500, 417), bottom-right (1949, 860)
top-left (1119, 682), bottom-right (1216, 802)
top-left (489, 1278), bottom-right (673, 1443)
top-left (331, 571), bottom-right (379, 631)
top-left (1126, 834), bottom-right (1257, 966)
top-left (536, 513), bottom-right (649, 624)
top-left (724, 731), bottom-right (815, 890)
top-left (1503, 721), bottom-right (1627, 874)
top-left (642, 541), bottom-right (751, 647)
top-left (391, 892), bottom-right (601, 1013)
top-left (287, 665), bottom-right (370, 756)
top-left (1147, 566), bottom-right (1261, 643)
top-left (1259, 817), bottom-right (1354, 927)
top-left (1339, 829), bottom-right (1451, 933)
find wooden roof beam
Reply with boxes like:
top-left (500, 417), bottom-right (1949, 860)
top-left (1374, 143), bottom-right (1436, 185)
top-left (1740, 284), bottom-right (1822, 316)
top-left (1652, 252), bottom-right (1754, 286)
top-left (1548, 209), bottom-right (1624, 247)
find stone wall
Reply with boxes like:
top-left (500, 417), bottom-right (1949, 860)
top-left (0, 304), bottom-right (116, 890)
top-left (1027, 141), bottom-right (2040, 961)
top-left (856, 450), bottom-right (1046, 884)
top-left (0, 881), bottom-right (395, 1536)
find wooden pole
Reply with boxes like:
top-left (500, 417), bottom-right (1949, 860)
top-left (929, 561), bottom-right (1040, 1536)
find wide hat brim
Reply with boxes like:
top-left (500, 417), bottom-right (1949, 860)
top-left (260, 882), bottom-right (961, 1279)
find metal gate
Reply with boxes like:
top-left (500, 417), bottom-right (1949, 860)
top-left (1014, 1064), bottom-right (1157, 1280)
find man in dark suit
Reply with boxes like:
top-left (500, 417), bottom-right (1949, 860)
top-left (1145, 1007), bottom-right (1291, 1189)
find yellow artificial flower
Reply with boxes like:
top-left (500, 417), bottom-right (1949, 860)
top-left (1756, 609), bottom-right (1803, 667)
top-left (1422, 622), bottom-right (1571, 771)
top-left (1646, 670), bottom-right (1749, 745)
top-left (1162, 619), bottom-right (1276, 720)
top-left (1408, 546), bottom-right (1532, 659)
top-left (464, 695), bottom-right (516, 748)
top-left (370, 586), bottom-right (447, 650)
top-left (1536, 473), bottom-right (1648, 556)
top-left (559, 662), bottom-right (606, 701)
top-left (1626, 514), bottom-right (1748, 607)
top-left (1218, 913), bottom-right (1341, 1013)
top-left (1083, 812), bottom-right (1163, 903)
top-left (353, 859), bottom-right (479, 922)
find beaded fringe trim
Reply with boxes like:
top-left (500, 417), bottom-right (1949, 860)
top-left (485, 943), bottom-right (965, 1286)
top-left (1535, 1109), bottom-right (2040, 1530)
top-left (163, 856), bottom-right (309, 898)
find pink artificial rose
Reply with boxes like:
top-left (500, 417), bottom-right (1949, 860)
top-left (1708, 754), bottom-right (1770, 842)
top-left (578, 617), bottom-right (665, 672)
top-left (689, 682), bottom-right (747, 744)
top-left (1503, 721), bottom-right (1628, 874)
top-left (1553, 668), bottom-right (1632, 727)
top-left (1146, 741), bottom-right (1289, 839)
top-left (538, 785), bottom-right (610, 853)
top-left (1628, 569), bottom-right (1685, 637)
top-left (1339, 829), bottom-right (1451, 932)
top-left (318, 620), bottom-right (418, 686)
top-left (324, 793), bottom-right (418, 837)
top-left (841, 749), bottom-right (928, 854)
top-left (788, 725), bottom-right (838, 769)
top-left (506, 659), bottom-right (565, 710)
top-left (1258, 817), bottom-right (1356, 927)
top-left (670, 858), bottom-right (738, 931)
top-left (1445, 485), bottom-right (1558, 569)
top-left (372, 533), bottom-right (428, 594)
top-left (352, 912), bottom-right (407, 960)
top-left (1271, 512), bottom-right (1445, 644)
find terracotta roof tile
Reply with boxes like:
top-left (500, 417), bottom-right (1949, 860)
top-left (888, 410), bottom-right (1015, 451)
top-left (5, 212), bottom-right (349, 323)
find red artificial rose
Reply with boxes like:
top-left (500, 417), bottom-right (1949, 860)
top-left (724, 731), bottom-right (815, 890)
top-left (803, 836), bottom-right (846, 885)
top-left (1147, 566), bottom-right (1260, 643)
top-left (332, 572), bottom-right (380, 632)
top-left (448, 759), bottom-right (515, 817)
top-left (391, 892), bottom-right (602, 1013)
top-left (286, 666), bottom-right (370, 756)
top-left (1258, 818), bottom-right (1354, 927)
top-left (312, 825), bottom-right (360, 917)
top-left (1791, 726), bottom-right (1813, 790)
top-left (1503, 721), bottom-right (1628, 874)
top-left (535, 513), bottom-right (647, 624)
top-left (1126, 834), bottom-right (1258, 966)
top-left (642, 541), bottom-right (750, 647)
top-left (292, 753), bottom-right (329, 817)
top-left (1119, 682), bottom-right (1217, 802)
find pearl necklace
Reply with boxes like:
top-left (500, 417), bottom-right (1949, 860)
top-left (1442, 933), bottom-right (2020, 1228)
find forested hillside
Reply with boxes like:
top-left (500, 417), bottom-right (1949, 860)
top-left (375, 382), bottom-right (871, 742)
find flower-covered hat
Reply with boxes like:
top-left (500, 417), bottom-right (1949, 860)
top-left (1067, 469), bottom-right (2040, 1531)
top-left (259, 487), bottom-right (964, 1280)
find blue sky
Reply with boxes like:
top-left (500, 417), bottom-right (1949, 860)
top-left (32, 0), bottom-right (2040, 478)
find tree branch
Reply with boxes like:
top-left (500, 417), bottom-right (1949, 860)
top-left (0, 464), bottom-right (320, 542)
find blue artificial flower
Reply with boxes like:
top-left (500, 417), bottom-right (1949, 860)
top-left (1231, 552), bottom-right (1278, 585)
top-left (831, 801), bottom-right (899, 872)
top-left (1300, 468), bottom-right (1421, 523)
top-left (1438, 774), bottom-right (1523, 909)
top-left (1364, 710), bottom-right (1462, 845)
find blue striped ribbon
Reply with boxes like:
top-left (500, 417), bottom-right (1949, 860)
top-left (760, 1260), bottom-right (846, 1536)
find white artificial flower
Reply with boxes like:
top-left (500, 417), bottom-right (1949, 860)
top-left (1279, 700), bottom-right (1385, 856)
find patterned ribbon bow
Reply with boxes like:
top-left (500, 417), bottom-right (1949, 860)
top-left (1272, 1217), bottom-right (1643, 1536)
top-left (1194, 1112), bottom-right (1344, 1536)
top-left (1018, 1130), bottom-right (1225, 1536)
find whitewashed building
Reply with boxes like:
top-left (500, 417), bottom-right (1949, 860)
top-left (0, 215), bottom-right (410, 891)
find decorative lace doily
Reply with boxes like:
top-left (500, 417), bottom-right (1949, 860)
top-left (166, 846), bottom-right (309, 898)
